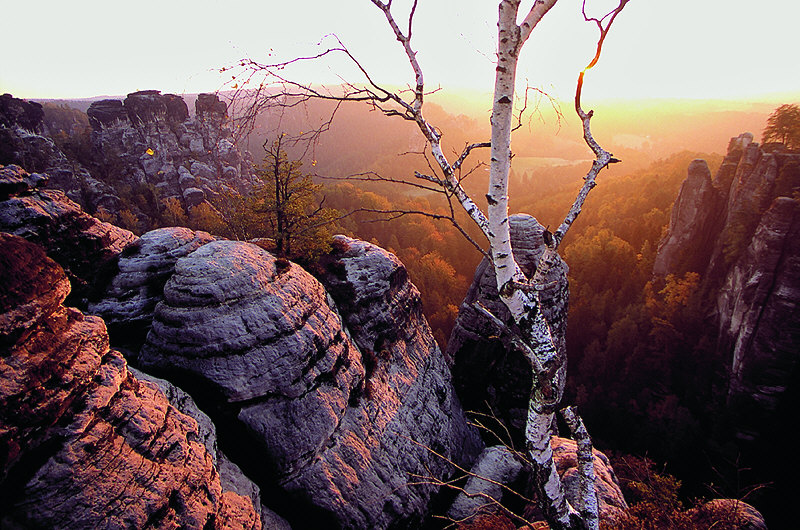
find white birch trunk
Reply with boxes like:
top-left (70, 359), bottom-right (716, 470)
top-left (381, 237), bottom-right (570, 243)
top-left (486, 2), bottom-right (578, 527)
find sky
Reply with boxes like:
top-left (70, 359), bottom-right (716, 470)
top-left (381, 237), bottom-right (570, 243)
top-left (1, 0), bottom-right (799, 105)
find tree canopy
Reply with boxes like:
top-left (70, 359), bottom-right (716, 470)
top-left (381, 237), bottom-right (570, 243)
top-left (762, 104), bottom-right (800, 149)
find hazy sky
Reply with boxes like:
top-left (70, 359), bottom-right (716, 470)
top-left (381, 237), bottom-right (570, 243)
top-left (2, 0), bottom-right (799, 103)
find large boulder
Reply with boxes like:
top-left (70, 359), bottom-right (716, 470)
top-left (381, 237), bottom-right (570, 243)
top-left (546, 437), bottom-right (628, 522)
top-left (86, 98), bottom-right (129, 129)
top-left (445, 214), bottom-right (570, 444)
top-left (447, 445), bottom-right (525, 522)
top-left (140, 238), bottom-right (482, 528)
top-left (688, 499), bottom-right (767, 529)
top-left (196, 93), bottom-right (228, 121)
top-left (139, 240), bottom-right (359, 403)
top-left (88, 226), bottom-right (215, 348)
top-left (0, 93), bottom-right (43, 131)
top-left (0, 165), bottom-right (136, 308)
top-left (447, 440), bottom-right (627, 526)
top-left (0, 163), bottom-right (48, 200)
top-left (0, 233), bottom-right (260, 529)
top-left (124, 89), bottom-right (189, 127)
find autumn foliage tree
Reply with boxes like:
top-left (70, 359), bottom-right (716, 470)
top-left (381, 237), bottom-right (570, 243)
top-left (253, 134), bottom-right (337, 259)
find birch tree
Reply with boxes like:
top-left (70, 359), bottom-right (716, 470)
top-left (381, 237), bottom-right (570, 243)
top-left (231, 1), bottom-right (630, 527)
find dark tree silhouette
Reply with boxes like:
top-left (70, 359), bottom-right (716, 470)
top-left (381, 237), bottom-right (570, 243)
top-left (763, 104), bottom-right (800, 149)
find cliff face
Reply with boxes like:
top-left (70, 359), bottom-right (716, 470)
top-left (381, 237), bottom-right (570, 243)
top-left (87, 90), bottom-right (257, 212)
top-left (652, 159), bottom-right (726, 276)
top-left (0, 233), bottom-right (260, 529)
top-left (653, 133), bottom-right (800, 442)
top-left (718, 197), bottom-right (800, 440)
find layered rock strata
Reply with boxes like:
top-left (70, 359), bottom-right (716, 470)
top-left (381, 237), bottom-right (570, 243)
top-left (131, 367), bottom-right (291, 530)
top-left (89, 226), bottom-right (215, 347)
top-left (0, 164), bottom-right (136, 307)
top-left (0, 233), bottom-right (260, 529)
top-left (139, 238), bottom-right (482, 528)
top-left (445, 214), bottom-right (570, 443)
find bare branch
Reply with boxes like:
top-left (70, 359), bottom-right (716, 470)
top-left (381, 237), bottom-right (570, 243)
top-left (345, 207), bottom-right (490, 260)
top-left (370, 0), bottom-right (424, 112)
top-left (453, 142), bottom-right (491, 171)
top-left (551, 1), bottom-right (628, 249)
top-left (512, 83), bottom-right (564, 134)
top-left (467, 410), bottom-right (518, 451)
top-left (575, 0), bottom-right (631, 117)
top-left (397, 434), bottom-right (537, 528)
top-left (316, 171), bottom-right (445, 194)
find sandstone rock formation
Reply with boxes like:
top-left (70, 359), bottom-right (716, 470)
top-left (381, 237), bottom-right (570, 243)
top-left (688, 498), bottom-right (768, 529)
top-left (0, 93), bottom-right (44, 131)
top-left (652, 159), bottom-right (725, 276)
top-left (139, 238), bottom-right (482, 528)
top-left (89, 226), bottom-right (215, 347)
top-left (652, 133), bottom-right (800, 446)
top-left (445, 214), bottom-right (570, 444)
top-left (448, 440), bottom-right (627, 526)
top-left (316, 236), bottom-right (484, 524)
top-left (0, 164), bottom-right (136, 308)
top-left (130, 367), bottom-right (291, 530)
top-left (717, 197), bottom-right (800, 441)
top-left (3, 91), bottom-right (258, 230)
top-left (447, 445), bottom-right (525, 522)
top-left (0, 233), bottom-right (260, 529)
top-left (87, 90), bottom-right (257, 220)
top-left (0, 93), bottom-right (121, 213)
top-left (546, 437), bottom-right (628, 522)
top-left (0, 163), bottom-right (47, 200)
